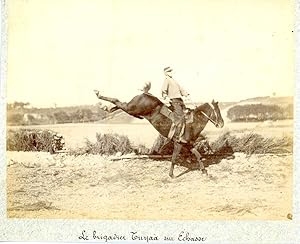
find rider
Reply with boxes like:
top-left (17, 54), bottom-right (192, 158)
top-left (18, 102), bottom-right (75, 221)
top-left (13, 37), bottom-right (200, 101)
top-left (161, 66), bottom-right (190, 143)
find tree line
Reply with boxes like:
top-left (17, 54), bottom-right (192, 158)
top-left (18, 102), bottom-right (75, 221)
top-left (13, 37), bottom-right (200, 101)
top-left (227, 104), bottom-right (293, 122)
top-left (7, 102), bottom-right (109, 125)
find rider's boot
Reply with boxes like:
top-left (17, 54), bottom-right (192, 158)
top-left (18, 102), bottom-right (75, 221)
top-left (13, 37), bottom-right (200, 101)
top-left (178, 120), bottom-right (187, 144)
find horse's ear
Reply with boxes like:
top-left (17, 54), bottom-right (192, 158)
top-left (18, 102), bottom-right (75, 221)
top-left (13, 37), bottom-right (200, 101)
top-left (211, 99), bottom-right (218, 105)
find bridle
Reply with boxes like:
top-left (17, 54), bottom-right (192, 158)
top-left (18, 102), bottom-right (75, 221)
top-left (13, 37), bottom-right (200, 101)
top-left (200, 104), bottom-right (220, 127)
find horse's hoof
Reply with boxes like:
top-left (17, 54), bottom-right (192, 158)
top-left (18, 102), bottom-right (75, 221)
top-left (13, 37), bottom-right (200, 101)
top-left (169, 174), bottom-right (174, 178)
top-left (201, 169), bottom-right (208, 175)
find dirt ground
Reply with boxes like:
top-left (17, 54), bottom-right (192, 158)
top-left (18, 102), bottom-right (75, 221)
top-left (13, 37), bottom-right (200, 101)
top-left (7, 151), bottom-right (293, 220)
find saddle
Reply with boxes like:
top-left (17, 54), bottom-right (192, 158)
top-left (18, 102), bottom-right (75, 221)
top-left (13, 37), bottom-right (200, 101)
top-left (160, 105), bottom-right (193, 124)
top-left (160, 105), bottom-right (193, 142)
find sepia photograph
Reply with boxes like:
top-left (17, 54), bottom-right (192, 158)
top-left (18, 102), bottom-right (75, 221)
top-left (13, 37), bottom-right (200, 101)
top-left (1, 0), bottom-right (299, 242)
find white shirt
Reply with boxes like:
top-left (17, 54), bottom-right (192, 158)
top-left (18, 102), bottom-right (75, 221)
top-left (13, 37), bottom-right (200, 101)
top-left (161, 76), bottom-right (189, 99)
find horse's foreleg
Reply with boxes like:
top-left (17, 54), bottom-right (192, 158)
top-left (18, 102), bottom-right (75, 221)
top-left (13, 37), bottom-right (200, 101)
top-left (169, 142), bottom-right (182, 178)
top-left (191, 148), bottom-right (208, 175)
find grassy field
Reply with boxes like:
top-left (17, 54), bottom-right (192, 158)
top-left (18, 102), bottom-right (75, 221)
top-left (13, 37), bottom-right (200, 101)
top-left (7, 119), bottom-right (293, 149)
top-left (7, 149), bottom-right (293, 220)
top-left (6, 119), bottom-right (294, 220)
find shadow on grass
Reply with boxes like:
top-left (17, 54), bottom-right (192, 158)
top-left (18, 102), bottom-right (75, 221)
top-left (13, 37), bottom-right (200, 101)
top-left (151, 141), bottom-right (235, 178)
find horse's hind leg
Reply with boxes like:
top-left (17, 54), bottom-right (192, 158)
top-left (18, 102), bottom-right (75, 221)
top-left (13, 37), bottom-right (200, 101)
top-left (191, 147), bottom-right (208, 175)
top-left (109, 106), bottom-right (120, 113)
top-left (95, 91), bottom-right (133, 115)
top-left (169, 142), bottom-right (182, 178)
top-left (95, 91), bottom-right (143, 119)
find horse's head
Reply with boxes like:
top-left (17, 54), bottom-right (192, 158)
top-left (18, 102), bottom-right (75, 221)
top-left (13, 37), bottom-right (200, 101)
top-left (211, 99), bottom-right (224, 128)
top-left (194, 99), bottom-right (224, 128)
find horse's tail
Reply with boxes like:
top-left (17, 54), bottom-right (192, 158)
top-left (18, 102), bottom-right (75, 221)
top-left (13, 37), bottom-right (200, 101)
top-left (140, 81), bottom-right (151, 93)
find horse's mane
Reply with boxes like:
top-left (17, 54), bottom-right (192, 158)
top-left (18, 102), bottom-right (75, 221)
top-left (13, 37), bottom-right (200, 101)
top-left (194, 103), bottom-right (211, 114)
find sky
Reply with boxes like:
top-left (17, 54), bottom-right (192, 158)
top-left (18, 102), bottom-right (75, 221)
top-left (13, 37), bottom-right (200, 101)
top-left (6, 0), bottom-right (295, 107)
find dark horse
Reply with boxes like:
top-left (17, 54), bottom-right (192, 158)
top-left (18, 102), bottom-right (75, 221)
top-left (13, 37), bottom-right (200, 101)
top-left (94, 90), bottom-right (224, 178)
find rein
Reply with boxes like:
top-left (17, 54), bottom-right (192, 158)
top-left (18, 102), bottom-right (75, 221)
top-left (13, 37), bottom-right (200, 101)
top-left (200, 106), bottom-right (219, 126)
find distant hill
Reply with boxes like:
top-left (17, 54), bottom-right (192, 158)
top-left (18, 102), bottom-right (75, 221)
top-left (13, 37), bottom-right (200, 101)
top-left (220, 96), bottom-right (293, 122)
top-left (239, 96), bottom-right (293, 106)
top-left (7, 103), bottom-right (108, 126)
